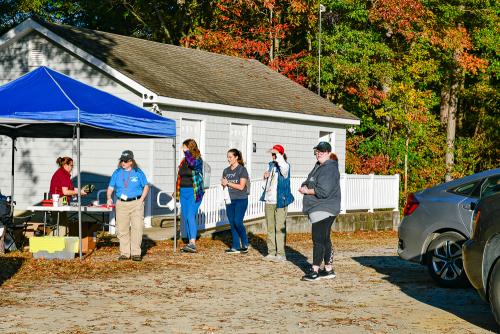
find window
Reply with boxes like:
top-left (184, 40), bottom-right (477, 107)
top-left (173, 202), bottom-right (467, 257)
top-left (480, 175), bottom-right (500, 199)
top-left (449, 181), bottom-right (480, 197)
top-left (180, 118), bottom-right (204, 158)
top-left (229, 123), bottom-right (252, 175)
top-left (319, 131), bottom-right (335, 152)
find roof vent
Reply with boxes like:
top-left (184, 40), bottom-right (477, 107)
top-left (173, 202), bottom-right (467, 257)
top-left (28, 40), bottom-right (45, 68)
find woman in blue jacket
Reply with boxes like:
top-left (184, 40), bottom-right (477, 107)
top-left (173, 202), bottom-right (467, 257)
top-left (260, 144), bottom-right (294, 261)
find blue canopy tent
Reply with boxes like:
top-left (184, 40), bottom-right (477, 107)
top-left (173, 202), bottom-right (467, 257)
top-left (0, 66), bottom-right (178, 257)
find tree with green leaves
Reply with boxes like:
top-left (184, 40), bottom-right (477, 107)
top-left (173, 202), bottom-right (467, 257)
top-left (1, 0), bottom-right (497, 201)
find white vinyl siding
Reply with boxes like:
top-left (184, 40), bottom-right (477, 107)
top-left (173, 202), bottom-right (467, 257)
top-left (157, 106), bottom-right (348, 196)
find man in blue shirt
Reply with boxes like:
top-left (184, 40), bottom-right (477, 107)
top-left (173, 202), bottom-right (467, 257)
top-left (107, 150), bottom-right (149, 261)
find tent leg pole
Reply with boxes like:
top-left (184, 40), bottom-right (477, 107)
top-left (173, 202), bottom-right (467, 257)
top-left (77, 124), bottom-right (82, 259)
top-left (173, 137), bottom-right (177, 253)
top-left (11, 138), bottom-right (16, 207)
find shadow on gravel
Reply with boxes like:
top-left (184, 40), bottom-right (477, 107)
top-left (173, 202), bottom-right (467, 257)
top-left (212, 230), bottom-right (310, 272)
top-left (247, 232), bottom-right (310, 273)
top-left (141, 236), bottom-right (157, 257)
top-left (0, 256), bottom-right (25, 286)
top-left (354, 256), bottom-right (498, 332)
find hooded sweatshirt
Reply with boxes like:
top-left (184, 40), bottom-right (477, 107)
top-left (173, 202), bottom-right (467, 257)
top-left (301, 159), bottom-right (341, 218)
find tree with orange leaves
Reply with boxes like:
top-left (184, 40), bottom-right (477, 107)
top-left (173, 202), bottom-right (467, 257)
top-left (181, 0), bottom-right (315, 84)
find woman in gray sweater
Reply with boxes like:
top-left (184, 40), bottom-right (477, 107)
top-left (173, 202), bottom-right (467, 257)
top-left (299, 142), bottom-right (341, 281)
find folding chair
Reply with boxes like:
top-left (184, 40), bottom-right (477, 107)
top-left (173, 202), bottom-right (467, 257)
top-left (3, 214), bottom-right (34, 252)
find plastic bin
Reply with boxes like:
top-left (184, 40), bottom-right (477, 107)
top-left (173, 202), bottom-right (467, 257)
top-left (30, 236), bottom-right (78, 260)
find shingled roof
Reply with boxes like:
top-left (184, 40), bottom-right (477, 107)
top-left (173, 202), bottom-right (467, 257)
top-left (36, 20), bottom-right (357, 121)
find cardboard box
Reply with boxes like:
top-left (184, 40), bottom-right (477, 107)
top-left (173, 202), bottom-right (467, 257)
top-left (80, 235), bottom-right (96, 253)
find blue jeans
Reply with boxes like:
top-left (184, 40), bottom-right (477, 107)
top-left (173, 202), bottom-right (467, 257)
top-left (226, 198), bottom-right (249, 249)
top-left (180, 187), bottom-right (202, 241)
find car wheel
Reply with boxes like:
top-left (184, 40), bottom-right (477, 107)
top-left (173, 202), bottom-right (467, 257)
top-left (488, 259), bottom-right (500, 326)
top-left (426, 231), bottom-right (469, 288)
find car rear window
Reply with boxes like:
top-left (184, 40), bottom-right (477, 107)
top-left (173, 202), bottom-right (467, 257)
top-left (480, 175), bottom-right (500, 198)
top-left (449, 181), bottom-right (480, 197)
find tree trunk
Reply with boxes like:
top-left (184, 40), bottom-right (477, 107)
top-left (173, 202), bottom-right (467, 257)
top-left (440, 84), bottom-right (450, 126)
top-left (444, 67), bottom-right (461, 182)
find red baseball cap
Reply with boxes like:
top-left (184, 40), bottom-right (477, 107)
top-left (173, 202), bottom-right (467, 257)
top-left (272, 144), bottom-right (285, 155)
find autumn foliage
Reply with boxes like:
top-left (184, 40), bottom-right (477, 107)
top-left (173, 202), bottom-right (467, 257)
top-left (181, 0), bottom-right (313, 82)
top-left (1, 0), bottom-right (498, 196)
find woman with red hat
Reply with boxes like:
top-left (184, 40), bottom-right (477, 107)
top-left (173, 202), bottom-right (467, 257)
top-left (260, 144), bottom-right (294, 261)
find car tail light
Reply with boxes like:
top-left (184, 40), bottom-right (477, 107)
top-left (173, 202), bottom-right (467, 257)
top-left (403, 193), bottom-right (419, 216)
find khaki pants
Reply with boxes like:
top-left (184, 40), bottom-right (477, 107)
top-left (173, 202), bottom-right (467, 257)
top-left (116, 199), bottom-right (144, 257)
top-left (265, 204), bottom-right (288, 257)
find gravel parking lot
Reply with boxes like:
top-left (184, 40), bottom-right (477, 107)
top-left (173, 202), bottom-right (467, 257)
top-left (0, 231), bottom-right (497, 333)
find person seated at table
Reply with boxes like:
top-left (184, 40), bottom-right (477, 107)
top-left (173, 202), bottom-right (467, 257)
top-left (50, 157), bottom-right (87, 203)
top-left (48, 157), bottom-right (87, 235)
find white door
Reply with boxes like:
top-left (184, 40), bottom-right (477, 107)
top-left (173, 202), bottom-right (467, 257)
top-left (179, 118), bottom-right (204, 237)
top-left (229, 123), bottom-right (251, 174)
top-left (180, 118), bottom-right (204, 158)
top-left (319, 131), bottom-right (335, 152)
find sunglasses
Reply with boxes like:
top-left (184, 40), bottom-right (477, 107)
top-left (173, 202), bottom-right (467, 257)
top-left (314, 150), bottom-right (327, 155)
top-left (120, 159), bottom-right (132, 163)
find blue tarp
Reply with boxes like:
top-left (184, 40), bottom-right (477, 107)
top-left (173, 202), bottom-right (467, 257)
top-left (0, 66), bottom-right (175, 138)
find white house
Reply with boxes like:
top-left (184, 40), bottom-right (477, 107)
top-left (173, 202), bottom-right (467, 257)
top-left (0, 19), bottom-right (360, 224)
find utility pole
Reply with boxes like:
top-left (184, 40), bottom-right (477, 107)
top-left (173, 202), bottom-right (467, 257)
top-left (318, 4), bottom-right (326, 95)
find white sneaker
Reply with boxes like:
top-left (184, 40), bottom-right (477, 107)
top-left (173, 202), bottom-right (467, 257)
top-left (263, 254), bottom-right (276, 261)
top-left (274, 255), bottom-right (287, 262)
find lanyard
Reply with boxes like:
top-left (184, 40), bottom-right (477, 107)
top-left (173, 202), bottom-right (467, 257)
top-left (122, 169), bottom-right (132, 189)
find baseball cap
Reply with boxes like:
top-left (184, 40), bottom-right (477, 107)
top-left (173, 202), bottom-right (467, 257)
top-left (271, 144), bottom-right (285, 155)
top-left (313, 142), bottom-right (332, 152)
top-left (119, 150), bottom-right (134, 161)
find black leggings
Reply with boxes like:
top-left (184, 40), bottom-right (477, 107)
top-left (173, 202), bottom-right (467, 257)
top-left (312, 216), bottom-right (335, 267)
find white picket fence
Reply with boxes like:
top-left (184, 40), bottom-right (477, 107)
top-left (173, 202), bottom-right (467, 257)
top-left (159, 174), bottom-right (400, 231)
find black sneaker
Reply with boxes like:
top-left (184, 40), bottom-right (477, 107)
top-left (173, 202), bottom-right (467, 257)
top-left (302, 270), bottom-right (320, 281)
top-left (319, 268), bottom-right (336, 279)
top-left (225, 248), bottom-right (240, 254)
top-left (181, 243), bottom-right (197, 253)
top-left (118, 255), bottom-right (130, 261)
top-left (239, 247), bottom-right (249, 254)
top-left (131, 255), bottom-right (142, 262)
